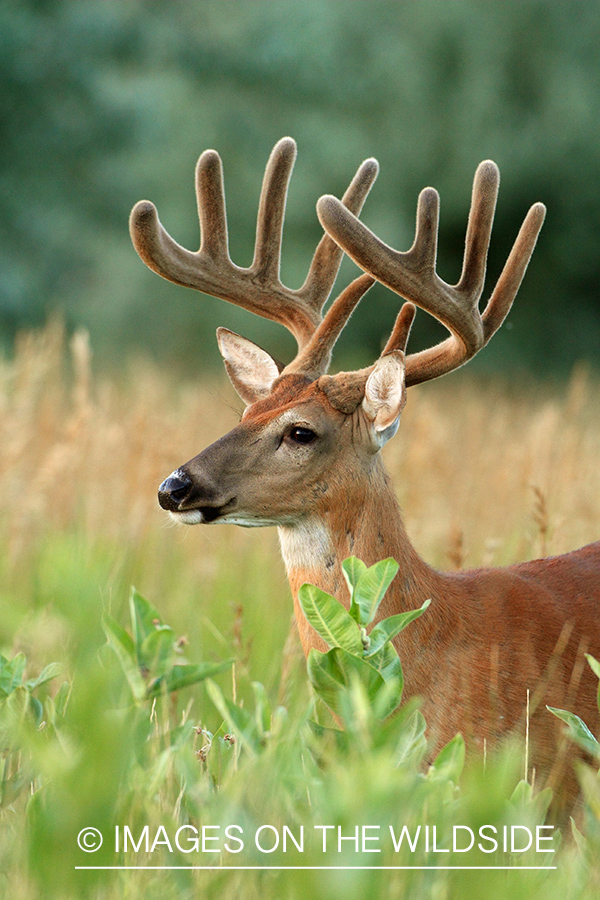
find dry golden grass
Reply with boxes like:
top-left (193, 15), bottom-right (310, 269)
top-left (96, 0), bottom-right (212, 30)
top-left (0, 320), bottom-right (598, 585)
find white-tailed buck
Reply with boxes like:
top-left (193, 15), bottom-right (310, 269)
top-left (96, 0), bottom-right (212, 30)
top-left (131, 138), bottom-right (600, 795)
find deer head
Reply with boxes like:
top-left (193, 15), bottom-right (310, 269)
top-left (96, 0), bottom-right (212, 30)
top-left (130, 138), bottom-right (545, 536)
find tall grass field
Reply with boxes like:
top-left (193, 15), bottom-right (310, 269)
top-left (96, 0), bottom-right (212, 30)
top-left (1, 322), bottom-right (600, 899)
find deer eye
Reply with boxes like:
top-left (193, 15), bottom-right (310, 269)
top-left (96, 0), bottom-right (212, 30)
top-left (288, 426), bottom-right (317, 445)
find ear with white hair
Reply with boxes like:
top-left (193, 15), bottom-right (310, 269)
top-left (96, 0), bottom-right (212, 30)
top-left (361, 351), bottom-right (407, 446)
top-left (216, 328), bottom-right (283, 405)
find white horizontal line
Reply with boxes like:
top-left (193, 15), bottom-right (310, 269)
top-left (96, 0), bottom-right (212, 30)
top-left (75, 865), bottom-right (557, 871)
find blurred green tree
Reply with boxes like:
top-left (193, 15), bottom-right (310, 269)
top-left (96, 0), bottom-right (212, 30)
top-left (1, 0), bottom-right (598, 375)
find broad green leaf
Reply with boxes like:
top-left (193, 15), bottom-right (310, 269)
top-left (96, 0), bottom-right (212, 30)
top-left (367, 642), bottom-right (403, 717)
top-left (576, 762), bottom-right (600, 819)
top-left (2, 686), bottom-right (41, 735)
top-left (394, 710), bottom-right (428, 767)
top-left (129, 587), bottom-right (165, 653)
top-left (3, 685), bottom-right (29, 720)
top-left (139, 627), bottom-right (175, 679)
top-left (585, 653), bottom-right (600, 711)
top-left (306, 719), bottom-right (350, 753)
top-left (585, 653), bottom-right (600, 680)
top-left (364, 600), bottom-right (431, 657)
top-left (371, 677), bottom-right (403, 720)
top-left (0, 653), bottom-right (27, 696)
top-left (352, 558), bottom-right (399, 626)
top-left (147, 660), bottom-right (233, 697)
top-left (298, 583), bottom-right (362, 653)
top-left (25, 662), bottom-right (62, 692)
top-left (205, 679), bottom-right (259, 754)
top-left (548, 706), bottom-right (600, 759)
top-left (429, 733), bottom-right (466, 783)
top-left (342, 556), bottom-right (368, 592)
top-left (510, 778), bottom-right (533, 807)
top-left (102, 614), bottom-right (146, 702)
top-left (307, 647), bottom-right (387, 718)
top-left (369, 641), bottom-right (403, 685)
top-left (342, 557), bottom-right (368, 621)
top-left (510, 780), bottom-right (553, 821)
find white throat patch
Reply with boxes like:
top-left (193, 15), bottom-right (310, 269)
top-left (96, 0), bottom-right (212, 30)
top-left (278, 519), bottom-right (335, 573)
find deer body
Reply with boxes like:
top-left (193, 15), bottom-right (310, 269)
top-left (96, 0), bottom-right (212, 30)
top-left (170, 367), bottom-right (600, 776)
top-left (130, 138), bottom-right (600, 794)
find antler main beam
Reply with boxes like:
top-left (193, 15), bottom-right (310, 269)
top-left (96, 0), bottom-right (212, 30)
top-left (130, 138), bottom-right (378, 355)
top-left (317, 161), bottom-right (546, 385)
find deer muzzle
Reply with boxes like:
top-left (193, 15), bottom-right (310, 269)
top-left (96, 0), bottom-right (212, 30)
top-left (157, 467), bottom-right (233, 523)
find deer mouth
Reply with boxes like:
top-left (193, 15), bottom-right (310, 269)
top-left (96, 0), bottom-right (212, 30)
top-left (168, 506), bottom-right (224, 525)
top-left (165, 500), bottom-right (237, 526)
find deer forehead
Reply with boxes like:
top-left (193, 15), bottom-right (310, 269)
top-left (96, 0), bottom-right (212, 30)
top-left (241, 376), bottom-right (350, 430)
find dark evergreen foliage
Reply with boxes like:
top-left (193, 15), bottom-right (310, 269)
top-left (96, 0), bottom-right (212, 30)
top-left (1, 0), bottom-right (598, 374)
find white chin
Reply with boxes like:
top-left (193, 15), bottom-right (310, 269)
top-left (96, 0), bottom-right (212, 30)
top-left (167, 509), bottom-right (282, 528)
top-left (168, 510), bottom-right (206, 526)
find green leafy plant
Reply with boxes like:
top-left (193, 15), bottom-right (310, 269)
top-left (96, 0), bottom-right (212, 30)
top-left (205, 678), bottom-right (288, 756)
top-left (0, 652), bottom-right (66, 809)
top-left (548, 653), bottom-right (600, 834)
top-left (298, 556), bottom-right (430, 721)
top-left (548, 653), bottom-right (600, 761)
top-left (103, 587), bottom-right (233, 703)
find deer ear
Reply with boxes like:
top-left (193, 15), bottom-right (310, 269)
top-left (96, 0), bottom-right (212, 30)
top-left (216, 328), bottom-right (283, 405)
top-left (362, 351), bottom-right (406, 445)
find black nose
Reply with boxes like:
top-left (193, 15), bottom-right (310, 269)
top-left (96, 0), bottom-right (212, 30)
top-left (158, 472), bottom-right (192, 511)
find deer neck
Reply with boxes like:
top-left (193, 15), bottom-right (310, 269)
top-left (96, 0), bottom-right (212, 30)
top-left (277, 454), bottom-right (440, 655)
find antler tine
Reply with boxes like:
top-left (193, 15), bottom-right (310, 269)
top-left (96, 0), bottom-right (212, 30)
top-left (130, 139), bottom-right (317, 347)
top-left (457, 160), bottom-right (499, 300)
top-left (284, 273), bottom-right (375, 378)
top-left (130, 138), bottom-right (379, 356)
top-left (195, 148), bottom-right (229, 262)
top-left (298, 156), bottom-right (380, 313)
top-left (317, 161), bottom-right (546, 386)
top-left (481, 201), bottom-right (546, 341)
top-left (279, 157), bottom-right (380, 378)
top-left (252, 137), bottom-right (297, 283)
top-left (382, 303), bottom-right (417, 356)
